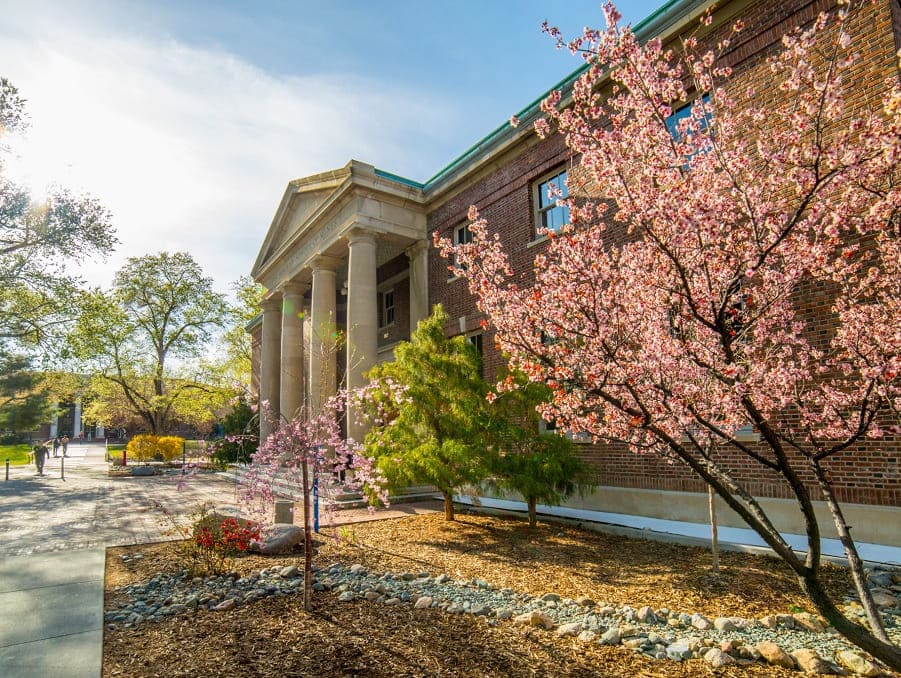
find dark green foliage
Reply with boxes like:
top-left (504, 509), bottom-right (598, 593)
top-left (0, 351), bottom-right (51, 436)
top-left (212, 396), bottom-right (258, 466)
top-left (363, 306), bottom-right (495, 520)
top-left (487, 371), bottom-right (593, 527)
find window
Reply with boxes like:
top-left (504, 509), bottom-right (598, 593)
top-left (539, 418), bottom-right (591, 443)
top-left (666, 94), bottom-right (711, 164)
top-left (452, 223), bottom-right (473, 272)
top-left (381, 289), bottom-right (395, 327)
top-left (466, 332), bottom-right (483, 356)
top-left (535, 169), bottom-right (570, 237)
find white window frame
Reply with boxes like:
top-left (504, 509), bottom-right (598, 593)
top-left (449, 222), bottom-right (473, 277)
top-left (533, 168), bottom-right (570, 239)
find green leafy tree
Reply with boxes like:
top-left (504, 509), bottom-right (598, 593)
top-left (362, 306), bottom-right (494, 521)
top-left (0, 78), bottom-right (116, 352)
top-left (219, 276), bottom-right (262, 389)
top-left (488, 372), bottom-right (593, 527)
top-left (69, 252), bottom-right (228, 434)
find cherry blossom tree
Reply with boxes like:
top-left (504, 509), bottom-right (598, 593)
top-left (438, 2), bottom-right (900, 667)
top-left (239, 396), bottom-right (387, 610)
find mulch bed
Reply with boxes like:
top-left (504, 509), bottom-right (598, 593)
top-left (103, 511), bottom-right (854, 677)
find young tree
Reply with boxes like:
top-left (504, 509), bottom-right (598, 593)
top-left (239, 398), bottom-right (386, 611)
top-left (0, 353), bottom-right (51, 436)
top-left (439, 3), bottom-right (900, 668)
top-left (487, 372), bottom-right (592, 527)
top-left (361, 306), bottom-right (495, 521)
top-left (70, 252), bottom-right (228, 434)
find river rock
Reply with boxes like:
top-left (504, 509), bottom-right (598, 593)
top-left (792, 612), bottom-right (826, 633)
top-left (213, 598), bottom-right (236, 611)
top-left (704, 647), bottom-right (734, 668)
top-left (513, 610), bottom-right (555, 630)
top-left (869, 590), bottom-right (898, 608)
top-left (756, 641), bottom-right (795, 669)
top-left (556, 622), bottom-right (582, 637)
top-left (336, 591), bottom-right (355, 602)
top-left (636, 606), bottom-right (657, 623)
top-left (577, 630), bottom-right (597, 642)
top-left (690, 613), bottom-right (713, 630)
top-left (575, 596), bottom-right (595, 607)
top-left (835, 650), bottom-right (881, 676)
top-left (279, 565), bottom-right (300, 578)
top-left (791, 648), bottom-right (833, 674)
top-left (599, 627), bottom-right (621, 645)
top-left (413, 596), bottom-right (433, 609)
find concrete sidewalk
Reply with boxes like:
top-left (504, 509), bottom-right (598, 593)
top-left (0, 549), bottom-right (105, 678)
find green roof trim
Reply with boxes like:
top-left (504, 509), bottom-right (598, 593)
top-left (374, 168), bottom-right (424, 189)
top-left (419, 0), bottom-right (693, 192)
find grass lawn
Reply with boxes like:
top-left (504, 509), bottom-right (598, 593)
top-left (0, 443), bottom-right (35, 465)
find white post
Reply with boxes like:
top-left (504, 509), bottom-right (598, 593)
top-left (310, 257), bottom-right (340, 414)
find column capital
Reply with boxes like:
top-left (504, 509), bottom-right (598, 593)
top-left (346, 228), bottom-right (377, 247)
top-left (405, 239), bottom-right (429, 259)
top-left (280, 281), bottom-right (309, 297)
top-left (261, 296), bottom-right (282, 312)
top-left (310, 255), bottom-right (343, 273)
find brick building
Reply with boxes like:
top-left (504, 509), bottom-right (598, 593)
top-left (250, 0), bottom-right (900, 547)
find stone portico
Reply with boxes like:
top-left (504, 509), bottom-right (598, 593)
top-left (251, 160), bottom-right (428, 441)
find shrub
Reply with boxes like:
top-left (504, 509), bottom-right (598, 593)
top-left (184, 504), bottom-right (260, 575)
top-left (126, 434), bottom-right (185, 462)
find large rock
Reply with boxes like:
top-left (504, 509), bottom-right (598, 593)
top-left (835, 650), bottom-right (881, 677)
top-left (252, 524), bottom-right (305, 555)
top-left (791, 648), bottom-right (833, 674)
top-left (869, 590), bottom-right (898, 608)
top-left (556, 622), bottom-right (582, 637)
top-left (756, 641), bottom-right (795, 669)
top-left (704, 648), bottom-right (735, 668)
top-left (690, 613), bottom-right (713, 630)
top-left (599, 627), bottom-right (621, 645)
top-left (792, 612), bottom-right (827, 633)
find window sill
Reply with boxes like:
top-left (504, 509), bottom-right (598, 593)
top-left (527, 235), bottom-right (550, 248)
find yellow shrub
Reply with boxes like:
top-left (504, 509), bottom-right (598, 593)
top-left (126, 434), bottom-right (185, 462)
top-left (126, 434), bottom-right (158, 462)
top-left (157, 436), bottom-right (185, 461)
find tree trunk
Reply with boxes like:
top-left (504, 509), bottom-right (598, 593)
top-left (528, 496), bottom-right (537, 527)
top-left (811, 461), bottom-right (890, 642)
top-left (302, 456), bottom-right (313, 612)
top-left (708, 486), bottom-right (719, 576)
top-left (800, 569), bottom-right (901, 671)
top-left (442, 491), bottom-right (455, 521)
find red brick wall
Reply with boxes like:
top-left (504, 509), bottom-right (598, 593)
top-left (426, 0), bottom-right (900, 508)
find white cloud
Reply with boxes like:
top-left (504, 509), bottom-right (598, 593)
top-left (0, 13), bottom-right (454, 293)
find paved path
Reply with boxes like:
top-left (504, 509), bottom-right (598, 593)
top-left (0, 443), bottom-right (439, 678)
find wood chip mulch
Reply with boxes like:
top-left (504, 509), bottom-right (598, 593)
top-left (103, 511), bottom-right (853, 677)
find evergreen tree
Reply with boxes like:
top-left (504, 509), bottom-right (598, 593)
top-left (488, 371), bottom-right (592, 527)
top-left (362, 306), bottom-right (494, 521)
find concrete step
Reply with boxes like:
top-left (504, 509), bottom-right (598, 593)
top-left (222, 466), bottom-right (436, 509)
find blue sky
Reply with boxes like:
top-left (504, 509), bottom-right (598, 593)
top-left (1, 0), bottom-right (663, 294)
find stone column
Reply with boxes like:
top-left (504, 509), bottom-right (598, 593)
top-left (260, 295), bottom-right (282, 440)
top-left (346, 229), bottom-right (378, 442)
top-left (279, 282), bottom-right (308, 423)
top-left (73, 397), bottom-right (82, 440)
top-left (310, 257), bottom-right (340, 414)
top-left (50, 400), bottom-right (59, 437)
top-left (406, 240), bottom-right (429, 332)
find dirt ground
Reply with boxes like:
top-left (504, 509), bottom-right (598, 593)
top-left (103, 511), bottom-right (855, 677)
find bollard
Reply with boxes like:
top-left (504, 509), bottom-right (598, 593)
top-left (5, 458), bottom-right (8, 481)
top-left (122, 448), bottom-right (127, 467)
top-left (60, 455), bottom-right (65, 481)
top-left (182, 440), bottom-right (186, 475)
top-left (313, 475), bottom-right (319, 533)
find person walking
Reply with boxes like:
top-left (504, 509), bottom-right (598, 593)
top-left (61, 435), bottom-right (69, 457)
top-left (32, 442), bottom-right (48, 475)
top-left (52, 436), bottom-right (61, 457)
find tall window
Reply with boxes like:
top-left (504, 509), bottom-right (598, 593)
top-left (535, 169), bottom-right (569, 236)
top-left (382, 289), bottom-right (395, 327)
top-left (453, 223), bottom-right (472, 272)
